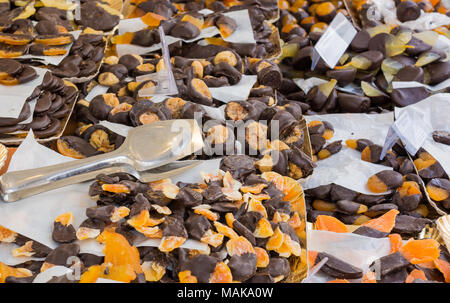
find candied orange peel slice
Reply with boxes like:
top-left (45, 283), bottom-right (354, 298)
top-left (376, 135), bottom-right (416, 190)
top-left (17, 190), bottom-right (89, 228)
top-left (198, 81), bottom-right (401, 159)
top-left (159, 236), bottom-right (186, 252)
top-left (55, 212), bottom-right (74, 226)
top-left (254, 218), bottom-right (274, 238)
top-left (266, 227), bottom-right (285, 251)
top-left (209, 262), bottom-right (233, 283)
top-left (0, 225), bottom-right (17, 243)
top-left (255, 247), bottom-right (270, 268)
top-left (214, 221), bottom-right (238, 239)
top-left (315, 215), bottom-right (349, 233)
top-left (194, 207), bottom-right (219, 221)
top-left (361, 209), bottom-right (399, 233)
top-left (101, 183), bottom-right (130, 194)
top-left (0, 262), bottom-right (32, 283)
top-left (262, 172), bottom-right (303, 202)
top-left (240, 183), bottom-right (267, 194)
top-left (179, 270), bottom-right (198, 283)
top-left (226, 236), bottom-right (255, 256)
top-left (142, 261), bottom-right (166, 282)
top-left (399, 239), bottom-right (440, 264)
top-left (201, 229), bottom-right (224, 248)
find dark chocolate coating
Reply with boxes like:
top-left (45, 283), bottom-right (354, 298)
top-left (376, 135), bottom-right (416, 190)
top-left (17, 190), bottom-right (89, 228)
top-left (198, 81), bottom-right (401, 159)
top-left (52, 222), bottom-right (77, 243)
top-left (228, 253), bottom-right (257, 281)
top-left (317, 252), bottom-right (363, 279)
top-left (371, 252), bottom-right (410, 277)
top-left (393, 215), bottom-right (432, 236)
top-left (352, 226), bottom-right (389, 238)
top-left (45, 243), bottom-right (80, 266)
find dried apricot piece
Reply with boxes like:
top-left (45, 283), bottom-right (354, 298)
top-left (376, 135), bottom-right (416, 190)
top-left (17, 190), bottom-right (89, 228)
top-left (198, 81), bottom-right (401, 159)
top-left (209, 262), bottom-right (233, 283)
top-left (433, 258), bottom-right (450, 283)
top-left (312, 199), bottom-right (336, 212)
top-left (111, 32), bottom-right (134, 44)
top-left (141, 12), bottom-right (167, 27)
top-left (103, 231), bottom-right (142, 280)
top-left (79, 265), bottom-right (102, 283)
top-left (0, 262), bottom-right (32, 283)
top-left (426, 180), bottom-right (450, 202)
top-left (405, 269), bottom-right (427, 283)
top-left (181, 15), bottom-right (204, 30)
top-left (226, 236), bottom-right (255, 256)
top-left (388, 233), bottom-right (403, 254)
top-left (361, 209), bottom-right (400, 233)
top-left (266, 227), bottom-right (285, 251)
top-left (361, 271), bottom-right (377, 283)
top-left (315, 215), bottom-right (349, 233)
top-left (159, 236), bottom-right (186, 252)
top-left (214, 221), bottom-right (238, 239)
top-left (399, 239), bottom-right (440, 264)
top-left (254, 218), bottom-right (274, 238)
top-left (179, 270), bottom-right (198, 283)
top-left (308, 250), bottom-right (319, 268)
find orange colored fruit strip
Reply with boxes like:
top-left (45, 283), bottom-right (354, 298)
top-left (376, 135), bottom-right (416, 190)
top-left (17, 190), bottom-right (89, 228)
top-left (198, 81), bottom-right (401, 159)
top-left (327, 279), bottom-right (349, 283)
top-left (103, 231), bottom-right (142, 276)
top-left (399, 239), bottom-right (440, 265)
top-left (209, 262), bottom-right (233, 283)
top-left (308, 250), bottom-right (319, 268)
top-left (141, 12), bottom-right (167, 27)
top-left (112, 32), bottom-right (134, 45)
top-left (361, 209), bottom-right (399, 233)
top-left (388, 233), bottom-right (403, 254)
top-left (361, 271), bottom-right (377, 283)
top-left (405, 269), bottom-right (427, 283)
top-left (0, 262), bottom-right (32, 283)
top-left (315, 215), bottom-right (349, 233)
top-left (434, 258), bottom-right (450, 283)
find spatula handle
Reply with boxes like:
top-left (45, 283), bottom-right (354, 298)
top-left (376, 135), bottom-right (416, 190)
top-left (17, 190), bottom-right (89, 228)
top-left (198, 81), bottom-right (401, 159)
top-left (0, 150), bottom-right (133, 202)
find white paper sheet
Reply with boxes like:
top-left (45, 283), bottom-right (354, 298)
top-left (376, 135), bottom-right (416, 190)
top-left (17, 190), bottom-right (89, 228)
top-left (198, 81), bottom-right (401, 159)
top-left (312, 13), bottom-right (356, 69)
top-left (294, 77), bottom-right (327, 94)
top-left (33, 266), bottom-right (73, 283)
top-left (303, 113), bottom-right (395, 194)
top-left (0, 131), bottom-right (95, 249)
top-left (116, 26), bottom-right (220, 57)
top-left (306, 229), bottom-right (391, 282)
top-left (221, 10), bottom-right (256, 44)
top-left (394, 93), bottom-right (450, 176)
top-left (209, 75), bottom-right (257, 102)
top-left (0, 67), bottom-right (47, 119)
top-left (0, 242), bottom-right (44, 265)
top-left (392, 79), bottom-right (450, 92)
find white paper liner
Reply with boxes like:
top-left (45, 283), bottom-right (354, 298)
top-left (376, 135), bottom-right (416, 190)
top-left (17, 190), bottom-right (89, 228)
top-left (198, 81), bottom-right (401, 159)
top-left (0, 131), bottom-right (95, 249)
top-left (306, 229), bottom-right (391, 282)
top-left (392, 79), bottom-right (450, 92)
top-left (85, 85), bottom-right (109, 101)
top-left (303, 113), bottom-right (395, 195)
top-left (33, 266), bottom-right (73, 283)
top-left (0, 67), bottom-right (47, 119)
top-left (116, 26), bottom-right (220, 57)
top-left (17, 99), bottom-right (37, 125)
top-left (294, 77), bottom-right (327, 94)
top-left (209, 75), bottom-right (258, 102)
top-left (311, 13), bottom-right (357, 70)
top-left (0, 242), bottom-right (44, 266)
top-left (369, 0), bottom-right (450, 31)
top-left (221, 9), bottom-right (256, 44)
top-left (19, 30), bottom-right (82, 66)
top-left (393, 93), bottom-right (450, 176)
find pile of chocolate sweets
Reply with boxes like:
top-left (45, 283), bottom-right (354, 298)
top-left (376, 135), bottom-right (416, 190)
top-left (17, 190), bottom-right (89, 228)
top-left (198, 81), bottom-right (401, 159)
top-left (0, 0), bottom-right (449, 284)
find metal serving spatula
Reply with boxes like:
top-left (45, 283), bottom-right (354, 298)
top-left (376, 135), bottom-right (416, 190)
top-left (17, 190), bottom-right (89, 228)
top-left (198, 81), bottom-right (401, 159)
top-left (0, 119), bottom-right (204, 202)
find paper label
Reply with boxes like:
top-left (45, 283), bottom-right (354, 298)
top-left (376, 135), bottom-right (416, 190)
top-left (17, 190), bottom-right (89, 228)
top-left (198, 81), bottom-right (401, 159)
top-left (312, 13), bottom-right (357, 70)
